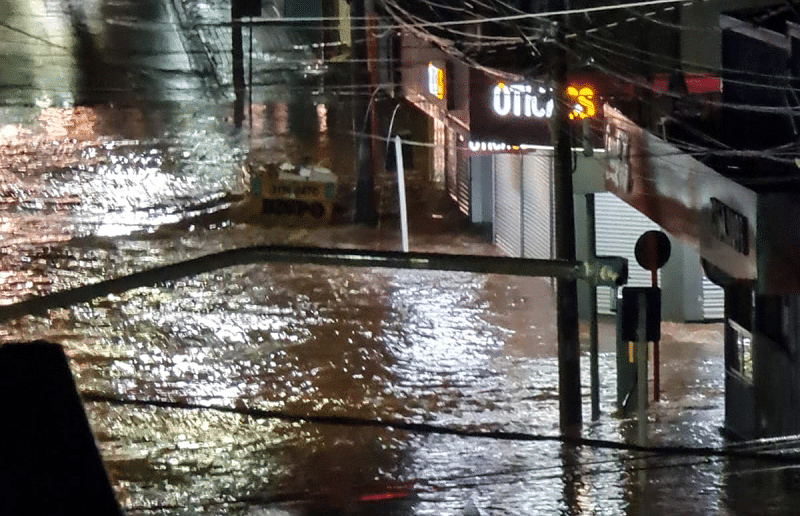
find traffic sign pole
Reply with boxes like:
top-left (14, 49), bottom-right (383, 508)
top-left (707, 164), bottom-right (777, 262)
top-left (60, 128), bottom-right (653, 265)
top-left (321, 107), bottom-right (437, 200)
top-left (634, 230), bottom-right (671, 403)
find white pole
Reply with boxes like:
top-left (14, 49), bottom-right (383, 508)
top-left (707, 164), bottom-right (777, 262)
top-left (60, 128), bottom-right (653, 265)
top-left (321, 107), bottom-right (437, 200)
top-left (394, 136), bottom-right (409, 252)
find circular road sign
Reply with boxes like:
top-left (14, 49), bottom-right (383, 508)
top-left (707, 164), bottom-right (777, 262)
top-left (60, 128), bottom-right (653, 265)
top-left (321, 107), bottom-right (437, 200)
top-left (634, 230), bottom-right (671, 271)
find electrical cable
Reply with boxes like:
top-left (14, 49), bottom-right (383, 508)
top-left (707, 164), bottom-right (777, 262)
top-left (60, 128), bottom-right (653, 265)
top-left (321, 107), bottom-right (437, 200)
top-left (172, 0), bottom-right (693, 32)
top-left (377, 1), bottom-right (800, 170)
top-left (478, 5), bottom-right (760, 163)
top-left (81, 390), bottom-right (800, 465)
top-left (565, 45), bottom-right (800, 118)
top-left (14, 9), bottom-right (787, 118)
top-left (381, 0), bottom-right (800, 112)
top-left (575, 30), bottom-right (800, 90)
top-left (382, 0), bottom-right (696, 30)
top-left (6, 3), bottom-right (800, 173)
top-left (384, 0), bottom-right (554, 44)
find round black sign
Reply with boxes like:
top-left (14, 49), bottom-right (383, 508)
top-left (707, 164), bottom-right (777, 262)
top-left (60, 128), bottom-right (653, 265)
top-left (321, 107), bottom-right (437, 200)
top-left (634, 230), bottom-right (671, 271)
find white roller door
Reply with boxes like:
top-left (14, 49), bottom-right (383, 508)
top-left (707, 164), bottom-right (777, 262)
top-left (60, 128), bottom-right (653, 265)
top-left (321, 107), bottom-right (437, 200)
top-left (493, 154), bottom-right (522, 257)
top-left (702, 276), bottom-right (725, 320)
top-left (595, 192), bottom-right (724, 320)
top-left (522, 153), bottom-right (553, 260)
top-left (595, 192), bottom-right (661, 314)
top-left (456, 140), bottom-right (470, 216)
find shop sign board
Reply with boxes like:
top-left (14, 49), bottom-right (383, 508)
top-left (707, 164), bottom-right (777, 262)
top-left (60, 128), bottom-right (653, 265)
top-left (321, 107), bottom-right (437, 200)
top-left (468, 68), bottom-right (602, 148)
top-left (427, 62), bottom-right (445, 100)
top-left (400, 32), bottom-right (449, 110)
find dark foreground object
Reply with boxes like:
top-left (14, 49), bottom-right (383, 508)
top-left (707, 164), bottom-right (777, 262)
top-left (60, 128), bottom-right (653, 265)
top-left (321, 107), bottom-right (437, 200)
top-left (0, 341), bottom-right (121, 516)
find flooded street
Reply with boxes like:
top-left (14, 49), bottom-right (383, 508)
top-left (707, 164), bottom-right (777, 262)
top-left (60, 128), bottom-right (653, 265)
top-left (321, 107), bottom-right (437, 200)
top-left (2, 1), bottom-right (800, 515)
top-left (0, 219), bottom-right (741, 516)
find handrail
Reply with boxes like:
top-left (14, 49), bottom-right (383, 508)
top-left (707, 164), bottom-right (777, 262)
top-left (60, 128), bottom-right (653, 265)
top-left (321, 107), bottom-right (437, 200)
top-left (0, 245), bottom-right (625, 323)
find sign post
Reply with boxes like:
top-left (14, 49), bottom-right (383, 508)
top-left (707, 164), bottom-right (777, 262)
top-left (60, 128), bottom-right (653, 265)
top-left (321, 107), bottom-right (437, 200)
top-left (634, 230), bottom-right (671, 401)
top-left (395, 136), bottom-right (409, 252)
top-left (617, 232), bottom-right (669, 424)
top-left (619, 286), bottom-right (661, 441)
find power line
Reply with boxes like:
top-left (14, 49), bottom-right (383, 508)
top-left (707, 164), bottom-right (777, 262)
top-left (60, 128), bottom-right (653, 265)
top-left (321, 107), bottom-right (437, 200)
top-left (0, 21), bottom-right (69, 50)
top-left (4, 1), bottom-right (800, 166)
top-left (81, 390), bottom-right (800, 465)
top-left (378, 0), bottom-right (696, 30)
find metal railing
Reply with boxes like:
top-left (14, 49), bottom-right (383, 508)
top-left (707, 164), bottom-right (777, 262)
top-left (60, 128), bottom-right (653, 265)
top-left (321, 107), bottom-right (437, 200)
top-left (0, 245), bottom-right (626, 323)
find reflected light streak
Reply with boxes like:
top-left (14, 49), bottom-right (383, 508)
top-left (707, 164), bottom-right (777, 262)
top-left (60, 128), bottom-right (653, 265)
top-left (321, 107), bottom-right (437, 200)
top-left (317, 103), bottom-right (328, 133)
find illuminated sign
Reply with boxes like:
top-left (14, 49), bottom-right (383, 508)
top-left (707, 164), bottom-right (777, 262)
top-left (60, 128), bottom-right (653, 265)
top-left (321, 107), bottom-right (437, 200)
top-left (469, 69), bottom-right (603, 147)
top-left (427, 62), bottom-right (445, 100)
top-left (492, 83), bottom-right (554, 118)
top-left (469, 141), bottom-right (514, 152)
top-left (467, 141), bottom-right (561, 154)
top-left (468, 141), bottom-right (524, 153)
top-left (489, 82), bottom-right (597, 120)
top-left (567, 85), bottom-right (597, 120)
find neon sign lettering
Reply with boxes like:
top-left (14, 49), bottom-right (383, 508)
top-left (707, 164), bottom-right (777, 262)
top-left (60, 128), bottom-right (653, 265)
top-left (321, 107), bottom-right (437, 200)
top-left (490, 82), bottom-right (597, 120)
top-left (468, 141), bottom-right (518, 152)
top-left (567, 85), bottom-right (597, 120)
top-left (492, 83), bottom-right (553, 118)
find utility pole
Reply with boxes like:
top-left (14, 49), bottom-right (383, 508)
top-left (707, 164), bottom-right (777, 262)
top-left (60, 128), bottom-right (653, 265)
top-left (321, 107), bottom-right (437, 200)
top-left (551, 15), bottom-right (582, 435)
top-left (587, 194), bottom-right (600, 421)
top-left (351, 0), bottom-right (377, 225)
top-left (231, 0), bottom-right (246, 129)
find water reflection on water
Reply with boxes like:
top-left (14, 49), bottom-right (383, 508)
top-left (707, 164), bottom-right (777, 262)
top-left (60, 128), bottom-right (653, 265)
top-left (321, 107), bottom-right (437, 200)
top-left (0, 224), bottom-right (741, 515)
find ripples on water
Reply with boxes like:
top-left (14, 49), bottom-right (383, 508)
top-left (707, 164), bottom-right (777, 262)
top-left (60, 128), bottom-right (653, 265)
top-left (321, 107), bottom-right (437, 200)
top-left (0, 215), bottom-right (741, 515)
top-left (8, 239), bottom-right (732, 516)
top-left (2, 103), bottom-right (792, 515)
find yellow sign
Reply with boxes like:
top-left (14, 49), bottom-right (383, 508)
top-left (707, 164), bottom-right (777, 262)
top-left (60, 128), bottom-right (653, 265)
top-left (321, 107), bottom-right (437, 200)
top-left (567, 85), bottom-right (597, 120)
top-left (427, 63), bottom-right (445, 100)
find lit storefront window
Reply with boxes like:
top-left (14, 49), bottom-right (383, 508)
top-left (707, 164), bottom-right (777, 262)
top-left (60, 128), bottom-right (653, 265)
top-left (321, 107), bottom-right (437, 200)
top-left (729, 319), bottom-right (753, 383)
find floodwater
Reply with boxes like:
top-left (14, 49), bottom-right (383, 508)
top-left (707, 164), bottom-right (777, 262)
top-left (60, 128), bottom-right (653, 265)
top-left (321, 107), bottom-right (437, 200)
top-left (2, 1), bottom-right (800, 515)
top-left (0, 210), bottom-right (744, 516)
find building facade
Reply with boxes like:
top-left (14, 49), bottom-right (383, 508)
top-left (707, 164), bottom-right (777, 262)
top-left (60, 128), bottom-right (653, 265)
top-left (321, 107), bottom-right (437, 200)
top-left (376, 0), bottom-right (800, 439)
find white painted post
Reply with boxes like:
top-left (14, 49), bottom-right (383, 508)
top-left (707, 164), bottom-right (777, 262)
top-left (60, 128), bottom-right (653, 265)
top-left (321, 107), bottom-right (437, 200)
top-left (395, 136), bottom-right (409, 252)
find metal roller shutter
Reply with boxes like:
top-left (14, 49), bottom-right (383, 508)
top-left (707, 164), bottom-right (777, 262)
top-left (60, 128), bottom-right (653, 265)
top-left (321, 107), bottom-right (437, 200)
top-left (702, 276), bottom-right (725, 320)
top-left (494, 154), bottom-right (522, 257)
top-left (456, 143), bottom-right (470, 216)
top-left (595, 192), bottom-right (661, 314)
top-left (522, 152), bottom-right (553, 260)
top-left (446, 127), bottom-right (458, 202)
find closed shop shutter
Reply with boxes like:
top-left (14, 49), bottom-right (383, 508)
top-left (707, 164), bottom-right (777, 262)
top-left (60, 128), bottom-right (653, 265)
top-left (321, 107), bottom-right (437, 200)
top-left (433, 118), bottom-right (446, 183)
top-left (456, 142), bottom-right (470, 216)
top-left (521, 152), bottom-right (553, 260)
top-left (595, 192), bottom-right (661, 314)
top-left (702, 276), bottom-right (725, 320)
top-left (494, 154), bottom-right (523, 257)
top-left (446, 127), bottom-right (458, 202)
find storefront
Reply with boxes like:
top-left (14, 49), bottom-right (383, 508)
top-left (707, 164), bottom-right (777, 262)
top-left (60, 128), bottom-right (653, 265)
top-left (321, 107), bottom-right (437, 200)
top-left (466, 68), bottom-right (723, 321)
top-left (602, 101), bottom-right (800, 438)
top-left (398, 31), bottom-right (470, 213)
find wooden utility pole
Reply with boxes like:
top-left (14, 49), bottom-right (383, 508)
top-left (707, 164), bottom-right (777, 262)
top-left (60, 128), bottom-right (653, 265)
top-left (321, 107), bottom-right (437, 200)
top-left (351, 0), bottom-right (377, 225)
top-left (587, 194), bottom-right (600, 421)
top-left (551, 20), bottom-right (582, 436)
top-left (231, 0), bottom-right (246, 129)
